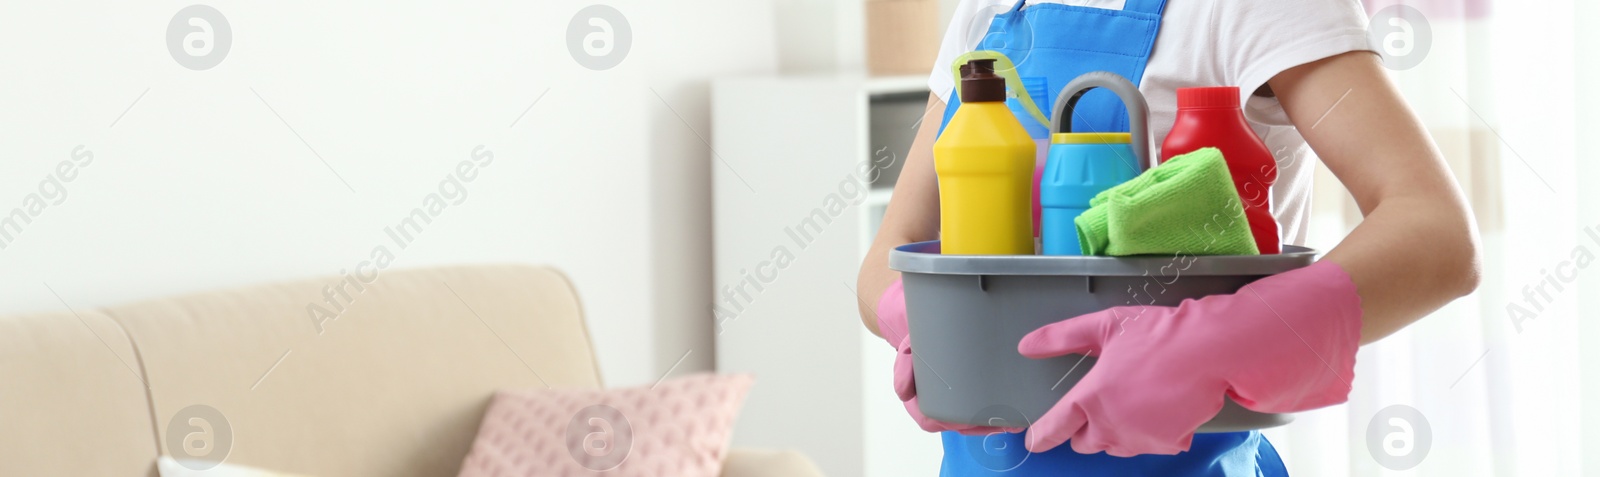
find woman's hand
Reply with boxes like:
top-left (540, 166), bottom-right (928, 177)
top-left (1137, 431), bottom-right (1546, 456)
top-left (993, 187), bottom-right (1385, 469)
top-left (880, 279), bottom-right (1020, 435)
top-left (1017, 261), bottom-right (1362, 456)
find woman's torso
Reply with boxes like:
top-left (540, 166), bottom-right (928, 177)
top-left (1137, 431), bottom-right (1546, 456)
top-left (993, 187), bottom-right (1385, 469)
top-left (932, 0), bottom-right (1373, 247)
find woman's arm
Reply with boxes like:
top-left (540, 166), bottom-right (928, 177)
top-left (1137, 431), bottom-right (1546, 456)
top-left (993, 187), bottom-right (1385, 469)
top-left (1004, 52), bottom-right (1481, 455)
top-left (861, 52), bottom-right (1482, 343)
top-left (857, 93), bottom-right (946, 337)
top-left (1270, 51), bottom-right (1483, 344)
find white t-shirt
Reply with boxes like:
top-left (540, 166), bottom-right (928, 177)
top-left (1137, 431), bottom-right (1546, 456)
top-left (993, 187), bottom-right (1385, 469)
top-left (930, 0), bottom-right (1374, 247)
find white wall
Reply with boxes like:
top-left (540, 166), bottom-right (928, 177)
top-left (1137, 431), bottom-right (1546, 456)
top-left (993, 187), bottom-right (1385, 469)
top-left (0, 0), bottom-right (774, 387)
top-left (771, 0), bottom-right (962, 74)
top-left (1576, 0), bottom-right (1600, 471)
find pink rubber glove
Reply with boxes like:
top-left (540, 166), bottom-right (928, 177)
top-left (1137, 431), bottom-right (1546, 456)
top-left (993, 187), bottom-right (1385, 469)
top-left (878, 279), bottom-right (1018, 435)
top-left (1017, 261), bottom-right (1363, 456)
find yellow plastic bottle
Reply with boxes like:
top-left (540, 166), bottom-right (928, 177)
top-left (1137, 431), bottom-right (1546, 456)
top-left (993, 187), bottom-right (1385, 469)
top-left (935, 59), bottom-right (1037, 255)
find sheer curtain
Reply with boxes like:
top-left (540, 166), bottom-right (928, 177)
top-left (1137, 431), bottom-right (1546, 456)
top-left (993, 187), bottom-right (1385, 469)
top-left (1262, 1), bottom-right (1591, 475)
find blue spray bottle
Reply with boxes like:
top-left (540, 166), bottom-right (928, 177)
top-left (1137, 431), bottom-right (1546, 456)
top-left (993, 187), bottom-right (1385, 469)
top-left (1038, 72), bottom-right (1157, 255)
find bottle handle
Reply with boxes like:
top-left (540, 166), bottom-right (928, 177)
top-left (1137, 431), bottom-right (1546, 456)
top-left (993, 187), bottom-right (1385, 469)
top-left (949, 51), bottom-right (1050, 129)
top-left (1049, 72), bottom-right (1156, 173)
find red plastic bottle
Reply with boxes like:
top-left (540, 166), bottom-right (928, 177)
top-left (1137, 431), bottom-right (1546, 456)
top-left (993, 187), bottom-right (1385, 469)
top-left (1160, 86), bottom-right (1280, 254)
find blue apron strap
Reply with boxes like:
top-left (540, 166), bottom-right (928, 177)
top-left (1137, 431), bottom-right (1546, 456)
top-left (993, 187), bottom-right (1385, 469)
top-left (1121, 0), bottom-right (1167, 15)
top-left (940, 0), bottom-right (1025, 137)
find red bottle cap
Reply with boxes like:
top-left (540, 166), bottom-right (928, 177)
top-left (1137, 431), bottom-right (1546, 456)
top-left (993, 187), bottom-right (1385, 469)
top-left (1177, 86), bottom-right (1241, 109)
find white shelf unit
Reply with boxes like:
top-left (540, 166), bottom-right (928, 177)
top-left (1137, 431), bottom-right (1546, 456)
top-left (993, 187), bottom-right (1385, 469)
top-left (711, 74), bottom-right (940, 477)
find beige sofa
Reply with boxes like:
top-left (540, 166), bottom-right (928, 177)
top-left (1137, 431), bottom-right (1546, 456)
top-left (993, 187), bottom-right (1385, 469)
top-left (0, 265), bottom-right (821, 477)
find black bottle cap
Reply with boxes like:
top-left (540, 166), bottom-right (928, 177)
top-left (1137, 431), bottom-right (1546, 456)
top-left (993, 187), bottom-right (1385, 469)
top-left (959, 59), bottom-right (1006, 103)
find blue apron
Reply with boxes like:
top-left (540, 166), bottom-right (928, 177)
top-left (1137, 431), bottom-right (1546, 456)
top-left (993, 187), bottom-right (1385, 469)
top-left (933, 1), bottom-right (1290, 476)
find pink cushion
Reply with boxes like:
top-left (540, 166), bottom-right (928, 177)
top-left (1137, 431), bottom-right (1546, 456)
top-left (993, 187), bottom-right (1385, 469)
top-left (457, 373), bottom-right (754, 477)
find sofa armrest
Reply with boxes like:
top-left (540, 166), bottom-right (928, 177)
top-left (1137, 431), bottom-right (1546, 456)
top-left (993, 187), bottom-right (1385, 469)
top-left (721, 448), bottom-right (824, 477)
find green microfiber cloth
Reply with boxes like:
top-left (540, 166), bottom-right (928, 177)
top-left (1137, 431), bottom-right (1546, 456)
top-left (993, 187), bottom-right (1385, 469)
top-left (1075, 147), bottom-right (1259, 256)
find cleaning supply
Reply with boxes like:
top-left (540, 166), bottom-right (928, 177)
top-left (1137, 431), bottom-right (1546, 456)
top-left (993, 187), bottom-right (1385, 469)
top-left (1074, 148), bottom-right (1257, 257)
top-left (1040, 132), bottom-right (1138, 255)
top-left (1039, 72), bottom-right (1152, 255)
top-left (1008, 76), bottom-right (1052, 140)
top-left (934, 58), bottom-right (1036, 255)
top-left (1160, 86), bottom-right (1281, 254)
top-left (1016, 259), bottom-right (1362, 456)
top-left (940, 51), bottom-right (1055, 239)
top-left (943, 51), bottom-right (1052, 131)
top-left (921, 1), bottom-right (1294, 474)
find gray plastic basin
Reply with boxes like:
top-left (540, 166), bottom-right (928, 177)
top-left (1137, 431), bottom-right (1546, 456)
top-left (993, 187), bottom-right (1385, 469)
top-left (888, 241), bottom-right (1317, 432)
